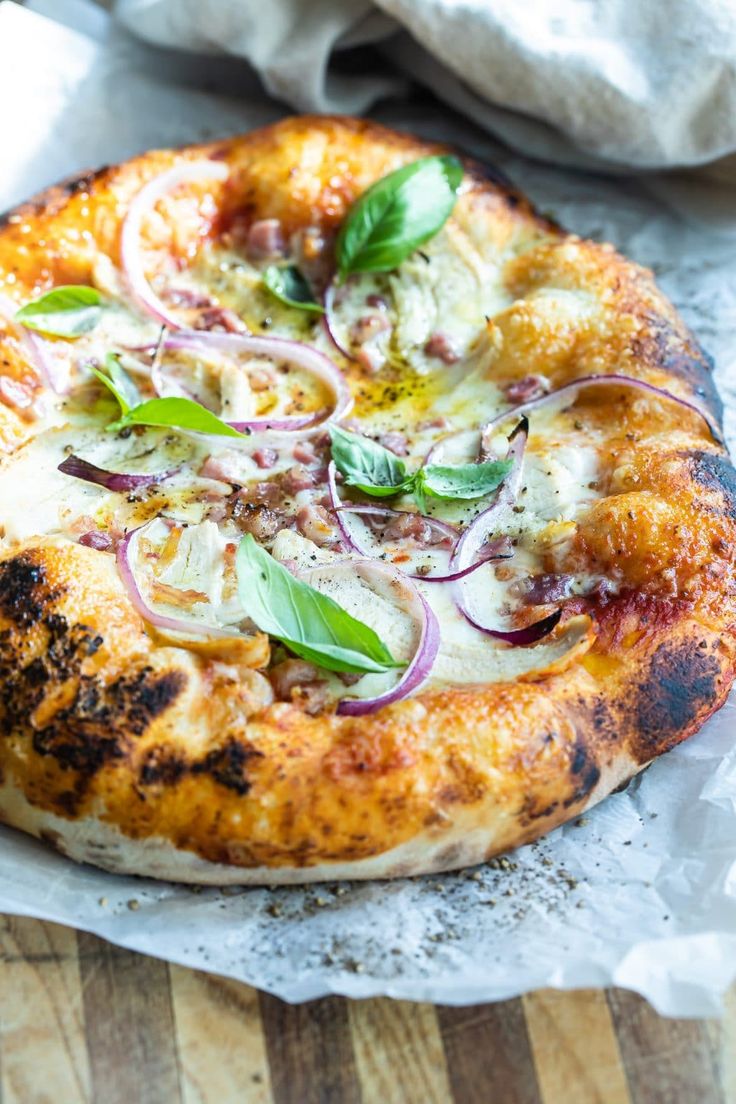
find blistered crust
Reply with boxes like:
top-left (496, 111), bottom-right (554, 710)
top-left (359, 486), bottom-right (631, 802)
top-left (0, 116), bottom-right (734, 882)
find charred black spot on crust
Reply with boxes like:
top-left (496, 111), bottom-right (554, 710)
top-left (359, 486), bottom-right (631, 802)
top-left (632, 640), bottom-right (721, 760)
top-left (686, 450), bottom-right (736, 517)
top-left (139, 747), bottom-right (186, 786)
top-left (192, 739), bottom-right (263, 795)
top-left (563, 740), bottom-right (601, 808)
top-left (639, 319), bottom-right (722, 424)
top-left (0, 554), bottom-right (61, 629)
top-left (140, 738), bottom-right (263, 795)
top-left (0, 607), bottom-right (187, 810)
top-left (32, 667), bottom-right (186, 779)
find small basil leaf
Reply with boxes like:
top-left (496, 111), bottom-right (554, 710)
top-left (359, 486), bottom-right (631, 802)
top-left (263, 265), bottom-right (324, 314)
top-left (109, 396), bottom-right (245, 438)
top-left (16, 285), bottom-right (103, 337)
top-left (236, 534), bottom-right (403, 674)
top-left (89, 354), bottom-right (140, 416)
top-left (336, 155), bottom-right (463, 280)
top-left (104, 353), bottom-right (141, 411)
top-left (418, 460), bottom-right (513, 502)
top-left (329, 425), bottom-right (410, 496)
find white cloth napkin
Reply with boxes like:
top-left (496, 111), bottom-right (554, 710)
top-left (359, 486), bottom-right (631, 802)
top-left (116, 0), bottom-right (736, 174)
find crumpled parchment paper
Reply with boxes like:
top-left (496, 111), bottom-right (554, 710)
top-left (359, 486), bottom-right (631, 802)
top-left (1, 0), bottom-right (735, 1015)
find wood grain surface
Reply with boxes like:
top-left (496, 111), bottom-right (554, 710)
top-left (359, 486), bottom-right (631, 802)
top-left (0, 916), bottom-right (731, 1104)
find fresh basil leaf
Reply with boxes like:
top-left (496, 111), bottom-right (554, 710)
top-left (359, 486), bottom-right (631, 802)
top-left (263, 265), bottom-right (324, 314)
top-left (109, 396), bottom-right (245, 438)
top-left (329, 425), bottom-right (410, 496)
top-left (236, 534), bottom-right (403, 674)
top-left (16, 285), bottom-right (103, 337)
top-left (89, 354), bottom-right (141, 416)
top-left (335, 155), bottom-right (463, 280)
top-left (419, 460), bottom-right (513, 500)
top-left (105, 353), bottom-right (141, 411)
top-left (416, 460), bottom-right (513, 506)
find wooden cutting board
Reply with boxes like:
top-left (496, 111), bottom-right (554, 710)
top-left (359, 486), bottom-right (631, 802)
top-left (0, 915), bottom-right (731, 1103)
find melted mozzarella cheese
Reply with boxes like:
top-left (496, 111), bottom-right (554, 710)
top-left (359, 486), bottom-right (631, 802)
top-left (0, 197), bottom-right (606, 703)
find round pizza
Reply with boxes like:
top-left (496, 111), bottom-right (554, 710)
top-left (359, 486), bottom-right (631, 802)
top-left (0, 116), bottom-right (733, 884)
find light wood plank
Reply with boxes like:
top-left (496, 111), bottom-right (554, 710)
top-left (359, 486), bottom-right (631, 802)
top-left (706, 985), bottom-right (736, 1104)
top-left (170, 966), bottom-right (272, 1104)
top-left (607, 987), bottom-right (723, 1104)
top-left (349, 998), bottom-right (451, 1104)
top-left (523, 989), bottom-right (631, 1104)
top-left (0, 916), bottom-right (90, 1104)
top-left (259, 992), bottom-right (361, 1104)
top-left (77, 932), bottom-right (181, 1104)
top-left (438, 998), bottom-right (542, 1104)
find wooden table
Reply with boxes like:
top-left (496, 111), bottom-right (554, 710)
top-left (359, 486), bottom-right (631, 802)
top-left (0, 915), bottom-right (732, 1103)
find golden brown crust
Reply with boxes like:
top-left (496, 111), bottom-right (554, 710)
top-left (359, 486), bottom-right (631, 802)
top-left (0, 116), bottom-right (734, 882)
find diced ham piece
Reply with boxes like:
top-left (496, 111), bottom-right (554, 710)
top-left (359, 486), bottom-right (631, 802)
top-left (513, 573), bottom-right (573, 605)
top-left (245, 218), bottom-right (285, 260)
top-left (295, 503), bottom-right (336, 546)
top-left (0, 376), bottom-right (33, 411)
top-left (269, 658), bottom-right (329, 714)
top-left (231, 501), bottom-right (283, 542)
top-left (166, 288), bottom-right (211, 308)
top-left (377, 431), bottom-right (409, 457)
top-left (281, 464), bottom-right (315, 495)
top-left (417, 416), bottom-right (450, 431)
top-left (504, 375), bottom-right (550, 403)
top-left (424, 332), bottom-right (459, 364)
top-left (252, 447), bottom-right (278, 470)
top-left (292, 439), bottom-right (318, 464)
top-left (248, 363), bottom-right (278, 391)
top-left (200, 455), bottom-right (242, 483)
top-left (194, 306), bottom-right (244, 333)
top-left (381, 512), bottom-right (450, 548)
top-left (350, 313), bottom-right (391, 345)
top-left (79, 530), bottom-right (113, 551)
top-left (236, 481), bottom-right (282, 506)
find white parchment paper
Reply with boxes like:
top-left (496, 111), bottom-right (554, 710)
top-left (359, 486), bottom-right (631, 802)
top-left (1, 0), bottom-right (736, 1015)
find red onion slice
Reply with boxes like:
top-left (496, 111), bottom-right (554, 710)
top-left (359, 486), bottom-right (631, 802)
top-left (162, 330), bottom-right (352, 433)
top-left (120, 160), bottom-right (229, 329)
top-left (427, 373), bottom-right (721, 465)
top-left (0, 291), bottom-right (67, 393)
top-left (449, 419), bottom-right (539, 639)
top-left (326, 464), bottom-right (511, 582)
top-left (58, 454), bottom-right (178, 492)
top-left (461, 606), bottom-right (562, 644)
top-left (299, 559), bottom-right (439, 716)
top-left (117, 520), bottom-right (241, 639)
top-left (479, 373), bottom-right (721, 451)
top-left (449, 418), bottom-right (526, 576)
top-left (322, 281), bottom-right (354, 361)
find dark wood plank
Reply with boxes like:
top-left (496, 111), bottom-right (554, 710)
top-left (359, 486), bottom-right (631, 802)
top-left (259, 992), bottom-right (361, 1104)
top-left (437, 999), bottom-right (542, 1104)
top-left (607, 988), bottom-right (723, 1104)
top-left (77, 932), bottom-right (182, 1104)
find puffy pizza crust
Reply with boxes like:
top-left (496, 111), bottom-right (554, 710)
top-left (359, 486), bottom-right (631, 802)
top-left (0, 116), bottom-right (735, 883)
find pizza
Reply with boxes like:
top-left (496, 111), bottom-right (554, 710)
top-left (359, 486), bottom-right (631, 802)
top-left (0, 116), bottom-right (733, 885)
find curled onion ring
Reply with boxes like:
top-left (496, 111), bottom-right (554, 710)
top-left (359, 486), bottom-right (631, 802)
top-left (117, 520), bottom-right (240, 639)
top-left (299, 558), bottom-right (440, 716)
top-left (162, 330), bottom-right (352, 433)
top-left (121, 160), bottom-right (229, 329)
